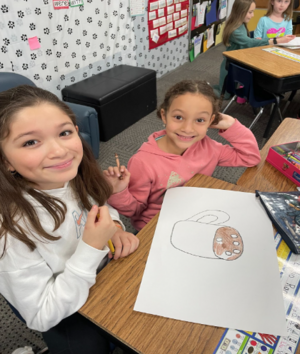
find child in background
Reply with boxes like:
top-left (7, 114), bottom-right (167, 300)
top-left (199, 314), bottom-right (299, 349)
top-left (254, 0), bottom-right (293, 39)
top-left (213, 0), bottom-right (295, 98)
top-left (0, 85), bottom-right (139, 354)
top-left (104, 80), bottom-right (261, 232)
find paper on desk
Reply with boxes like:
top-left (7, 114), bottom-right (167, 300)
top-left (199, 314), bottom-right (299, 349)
top-left (134, 187), bottom-right (287, 336)
top-left (277, 37), bottom-right (300, 46)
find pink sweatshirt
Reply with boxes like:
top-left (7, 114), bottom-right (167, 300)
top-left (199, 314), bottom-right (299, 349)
top-left (108, 120), bottom-right (260, 231)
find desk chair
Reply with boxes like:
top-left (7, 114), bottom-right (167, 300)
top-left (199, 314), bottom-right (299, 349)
top-left (0, 72), bottom-right (100, 159)
top-left (222, 63), bottom-right (282, 141)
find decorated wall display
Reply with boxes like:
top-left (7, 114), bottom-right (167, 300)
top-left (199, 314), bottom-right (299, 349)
top-left (148, 0), bottom-right (189, 49)
top-left (0, 0), bottom-right (188, 97)
top-left (189, 0), bottom-right (226, 62)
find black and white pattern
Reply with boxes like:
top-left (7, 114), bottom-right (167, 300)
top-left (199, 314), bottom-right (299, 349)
top-left (0, 0), bottom-right (189, 97)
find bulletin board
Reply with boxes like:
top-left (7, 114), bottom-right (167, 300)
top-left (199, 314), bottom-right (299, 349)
top-left (148, 0), bottom-right (189, 50)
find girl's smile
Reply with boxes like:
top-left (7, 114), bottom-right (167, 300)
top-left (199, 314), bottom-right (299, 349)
top-left (44, 158), bottom-right (74, 169)
top-left (2, 103), bottom-right (83, 190)
top-left (157, 93), bottom-right (215, 155)
top-left (176, 134), bottom-right (196, 141)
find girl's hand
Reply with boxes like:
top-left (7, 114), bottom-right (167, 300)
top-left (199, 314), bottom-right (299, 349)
top-left (103, 166), bottom-right (130, 194)
top-left (110, 228), bottom-right (139, 260)
top-left (82, 205), bottom-right (116, 250)
top-left (209, 113), bottom-right (235, 130)
top-left (277, 35), bottom-right (296, 44)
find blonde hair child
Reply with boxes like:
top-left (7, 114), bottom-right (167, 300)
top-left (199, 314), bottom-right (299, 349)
top-left (104, 80), bottom-right (261, 232)
top-left (213, 0), bottom-right (295, 98)
top-left (0, 85), bottom-right (139, 354)
top-left (254, 0), bottom-right (294, 39)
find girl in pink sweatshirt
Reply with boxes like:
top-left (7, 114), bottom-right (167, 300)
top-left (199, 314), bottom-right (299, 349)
top-left (104, 80), bottom-right (261, 231)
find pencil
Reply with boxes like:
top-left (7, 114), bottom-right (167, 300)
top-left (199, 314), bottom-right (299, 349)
top-left (96, 211), bottom-right (115, 255)
top-left (108, 239), bottom-right (115, 255)
top-left (115, 153), bottom-right (123, 180)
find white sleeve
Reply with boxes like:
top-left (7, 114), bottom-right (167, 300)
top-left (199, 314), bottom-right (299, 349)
top-left (0, 237), bottom-right (108, 332)
top-left (106, 202), bottom-right (125, 230)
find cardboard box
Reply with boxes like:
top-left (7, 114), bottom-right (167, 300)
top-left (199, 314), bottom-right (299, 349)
top-left (266, 141), bottom-right (300, 186)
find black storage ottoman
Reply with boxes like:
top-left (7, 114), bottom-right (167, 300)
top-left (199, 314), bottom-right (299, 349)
top-left (62, 65), bottom-right (157, 142)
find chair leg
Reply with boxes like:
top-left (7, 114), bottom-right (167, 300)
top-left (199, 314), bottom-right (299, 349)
top-left (36, 348), bottom-right (49, 354)
top-left (281, 90), bottom-right (297, 116)
top-left (222, 95), bottom-right (237, 114)
top-left (262, 100), bottom-right (280, 143)
top-left (248, 107), bottom-right (264, 130)
top-left (277, 105), bottom-right (283, 123)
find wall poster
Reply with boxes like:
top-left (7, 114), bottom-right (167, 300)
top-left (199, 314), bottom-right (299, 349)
top-left (148, 0), bottom-right (189, 49)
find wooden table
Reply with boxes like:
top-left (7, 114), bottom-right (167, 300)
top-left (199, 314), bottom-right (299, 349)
top-left (237, 118), bottom-right (300, 192)
top-left (223, 45), bottom-right (300, 95)
top-left (79, 175), bottom-right (250, 354)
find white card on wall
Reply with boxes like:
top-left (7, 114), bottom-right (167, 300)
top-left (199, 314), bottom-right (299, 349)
top-left (130, 0), bottom-right (145, 16)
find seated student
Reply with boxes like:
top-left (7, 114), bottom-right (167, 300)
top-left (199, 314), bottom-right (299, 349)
top-left (254, 0), bottom-right (293, 39)
top-left (104, 80), bottom-right (261, 232)
top-left (213, 0), bottom-right (295, 99)
top-left (0, 85), bottom-right (139, 354)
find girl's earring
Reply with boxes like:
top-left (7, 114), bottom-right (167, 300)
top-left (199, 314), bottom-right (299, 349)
top-left (10, 170), bottom-right (16, 175)
top-left (163, 123), bottom-right (166, 128)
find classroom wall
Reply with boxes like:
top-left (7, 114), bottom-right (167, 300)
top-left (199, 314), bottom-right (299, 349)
top-left (248, 9), bottom-right (267, 32)
top-left (0, 0), bottom-right (189, 98)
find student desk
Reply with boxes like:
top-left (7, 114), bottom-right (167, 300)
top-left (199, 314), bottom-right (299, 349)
top-left (237, 117), bottom-right (300, 192)
top-left (223, 45), bottom-right (300, 95)
top-left (223, 47), bottom-right (300, 139)
top-left (79, 176), bottom-right (250, 354)
top-left (79, 120), bottom-right (300, 353)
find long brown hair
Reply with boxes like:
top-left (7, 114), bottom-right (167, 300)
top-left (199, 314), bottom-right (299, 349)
top-left (222, 0), bottom-right (255, 46)
top-left (157, 80), bottom-right (221, 125)
top-left (265, 0), bottom-right (293, 21)
top-left (0, 85), bottom-right (112, 256)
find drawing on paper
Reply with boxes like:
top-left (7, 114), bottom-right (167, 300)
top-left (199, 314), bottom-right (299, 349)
top-left (170, 210), bottom-right (243, 261)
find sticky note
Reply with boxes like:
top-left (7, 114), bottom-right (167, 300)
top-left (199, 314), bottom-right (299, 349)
top-left (28, 36), bottom-right (40, 50)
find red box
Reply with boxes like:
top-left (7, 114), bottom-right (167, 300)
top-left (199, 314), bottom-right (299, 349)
top-left (266, 141), bottom-right (300, 186)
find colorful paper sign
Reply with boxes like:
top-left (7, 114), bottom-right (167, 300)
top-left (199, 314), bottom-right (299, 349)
top-left (28, 36), bottom-right (40, 50)
top-left (53, 0), bottom-right (69, 9)
top-left (148, 0), bottom-right (189, 49)
top-left (70, 0), bottom-right (84, 7)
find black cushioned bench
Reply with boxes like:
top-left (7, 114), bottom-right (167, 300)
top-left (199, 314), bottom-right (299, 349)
top-left (62, 65), bottom-right (157, 142)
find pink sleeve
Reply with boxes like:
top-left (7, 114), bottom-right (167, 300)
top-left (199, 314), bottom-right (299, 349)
top-left (217, 119), bottom-right (261, 167)
top-left (107, 156), bottom-right (152, 218)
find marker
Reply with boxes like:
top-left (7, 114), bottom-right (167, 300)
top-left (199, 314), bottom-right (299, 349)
top-left (291, 152), bottom-right (300, 161)
top-left (287, 157), bottom-right (300, 169)
top-left (115, 153), bottom-right (123, 180)
top-left (96, 211), bottom-right (115, 256)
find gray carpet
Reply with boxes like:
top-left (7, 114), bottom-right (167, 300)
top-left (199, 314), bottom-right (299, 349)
top-left (1, 43), bottom-right (299, 354)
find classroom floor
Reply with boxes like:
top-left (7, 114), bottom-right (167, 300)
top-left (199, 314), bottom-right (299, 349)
top-left (1, 43), bottom-right (300, 354)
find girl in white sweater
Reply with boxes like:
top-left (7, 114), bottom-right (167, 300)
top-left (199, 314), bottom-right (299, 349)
top-left (0, 85), bottom-right (139, 354)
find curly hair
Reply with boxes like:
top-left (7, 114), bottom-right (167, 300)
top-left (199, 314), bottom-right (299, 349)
top-left (157, 80), bottom-right (221, 125)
